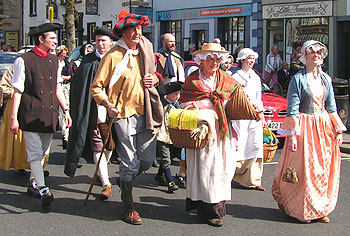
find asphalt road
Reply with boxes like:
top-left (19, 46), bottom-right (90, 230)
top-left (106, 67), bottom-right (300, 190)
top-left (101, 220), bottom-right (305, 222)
top-left (1, 133), bottom-right (350, 236)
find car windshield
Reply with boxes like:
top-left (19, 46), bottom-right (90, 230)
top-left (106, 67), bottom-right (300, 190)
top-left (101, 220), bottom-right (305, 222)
top-left (0, 53), bottom-right (19, 64)
top-left (68, 46), bottom-right (82, 63)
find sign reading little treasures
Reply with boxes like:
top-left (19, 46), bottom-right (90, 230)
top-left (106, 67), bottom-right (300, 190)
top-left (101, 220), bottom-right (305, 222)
top-left (263, 1), bottom-right (332, 19)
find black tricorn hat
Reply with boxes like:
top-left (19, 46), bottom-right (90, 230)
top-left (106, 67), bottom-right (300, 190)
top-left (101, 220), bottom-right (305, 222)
top-left (158, 81), bottom-right (183, 96)
top-left (28, 23), bottom-right (61, 36)
top-left (93, 26), bottom-right (115, 39)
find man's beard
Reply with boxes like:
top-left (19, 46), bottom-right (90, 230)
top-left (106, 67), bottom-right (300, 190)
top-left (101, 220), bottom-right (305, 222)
top-left (167, 45), bottom-right (176, 52)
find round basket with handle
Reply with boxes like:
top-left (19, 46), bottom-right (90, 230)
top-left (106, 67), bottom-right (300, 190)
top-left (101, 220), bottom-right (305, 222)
top-left (263, 125), bottom-right (278, 163)
top-left (168, 105), bottom-right (209, 149)
top-left (226, 83), bottom-right (257, 120)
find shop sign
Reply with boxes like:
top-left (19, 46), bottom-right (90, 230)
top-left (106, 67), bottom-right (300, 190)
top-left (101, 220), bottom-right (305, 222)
top-left (263, 1), bottom-right (332, 19)
top-left (156, 4), bottom-right (251, 21)
top-left (131, 7), bottom-right (153, 22)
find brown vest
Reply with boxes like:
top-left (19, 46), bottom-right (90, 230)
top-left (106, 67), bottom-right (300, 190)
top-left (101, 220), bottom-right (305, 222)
top-left (18, 51), bottom-right (59, 133)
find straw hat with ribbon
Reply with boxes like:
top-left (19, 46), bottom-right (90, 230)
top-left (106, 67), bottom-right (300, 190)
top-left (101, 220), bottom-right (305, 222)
top-left (193, 43), bottom-right (230, 65)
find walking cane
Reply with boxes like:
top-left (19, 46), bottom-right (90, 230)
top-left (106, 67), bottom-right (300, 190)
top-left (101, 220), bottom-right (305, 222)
top-left (84, 76), bottom-right (127, 206)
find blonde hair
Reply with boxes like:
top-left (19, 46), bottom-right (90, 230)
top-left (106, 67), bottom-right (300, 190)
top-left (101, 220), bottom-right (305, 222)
top-left (56, 45), bottom-right (68, 55)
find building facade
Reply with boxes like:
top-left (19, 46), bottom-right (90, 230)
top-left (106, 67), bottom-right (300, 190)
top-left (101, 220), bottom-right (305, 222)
top-left (152, 0), bottom-right (263, 72)
top-left (261, 0), bottom-right (350, 78)
top-left (0, 0), bottom-right (22, 51)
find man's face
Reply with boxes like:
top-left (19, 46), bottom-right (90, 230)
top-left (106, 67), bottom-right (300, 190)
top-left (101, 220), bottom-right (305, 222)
top-left (95, 35), bottom-right (112, 55)
top-left (163, 34), bottom-right (176, 52)
top-left (40, 31), bottom-right (58, 51)
top-left (122, 25), bottom-right (142, 49)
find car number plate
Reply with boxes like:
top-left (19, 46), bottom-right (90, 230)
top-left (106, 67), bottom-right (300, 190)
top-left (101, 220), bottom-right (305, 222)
top-left (267, 122), bottom-right (282, 131)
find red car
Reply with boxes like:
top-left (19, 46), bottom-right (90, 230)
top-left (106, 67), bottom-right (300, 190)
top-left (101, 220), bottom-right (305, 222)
top-left (184, 61), bottom-right (287, 139)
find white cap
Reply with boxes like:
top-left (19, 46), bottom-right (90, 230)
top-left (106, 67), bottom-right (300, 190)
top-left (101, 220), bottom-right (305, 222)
top-left (299, 40), bottom-right (328, 65)
top-left (236, 48), bottom-right (259, 61)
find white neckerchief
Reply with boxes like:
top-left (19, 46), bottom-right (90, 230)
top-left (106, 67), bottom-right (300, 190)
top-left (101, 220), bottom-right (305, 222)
top-left (109, 38), bottom-right (139, 88)
top-left (95, 49), bottom-right (106, 59)
top-left (236, 69), bottom-right (252, 86)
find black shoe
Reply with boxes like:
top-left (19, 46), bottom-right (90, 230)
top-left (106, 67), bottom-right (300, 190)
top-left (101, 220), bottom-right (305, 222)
top-left (152, 159), bottom-right (160, 168)
top-left (154, 175), bottom-right (167, 186)
top-left (27, 178), bottom-right (40, 199)
top-left (167, 181), bottom-right (179, 193)
top-left (110, 156), bottom-right (122, 165)
top-left (175, 174), bottom-right (187, 188)
top-left (39, 187), bottom-right (54, 208)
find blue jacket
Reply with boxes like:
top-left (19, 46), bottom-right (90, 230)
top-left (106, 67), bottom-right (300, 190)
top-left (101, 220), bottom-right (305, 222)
top-left (286, 68), bottom-right (337, 117)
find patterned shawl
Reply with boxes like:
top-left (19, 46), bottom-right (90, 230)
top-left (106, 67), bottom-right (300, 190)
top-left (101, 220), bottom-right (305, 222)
top-left (179, 69), bottom-right (238, 139)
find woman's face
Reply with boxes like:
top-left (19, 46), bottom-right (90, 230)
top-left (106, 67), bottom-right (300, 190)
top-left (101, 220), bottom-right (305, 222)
top-left (241, 55), bottom-right (256, 69)
top-left (222, 58), bottom-right (233, 71)
top-left (305, 47), bottom-right (323, 66)
top-left (202, 54), bottom-right (221, 75)
top-left (58, 50), bottom-right (67, 60)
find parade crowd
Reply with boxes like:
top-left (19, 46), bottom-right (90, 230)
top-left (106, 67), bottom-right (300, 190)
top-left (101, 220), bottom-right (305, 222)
top-left (0, 10), bottom-right (346, 227)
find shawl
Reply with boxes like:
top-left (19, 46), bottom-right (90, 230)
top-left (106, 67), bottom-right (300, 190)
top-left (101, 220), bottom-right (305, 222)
top-left (138, 36), bottom-right (164, 132)
top-left (179, 70), bottom-right (238, 139)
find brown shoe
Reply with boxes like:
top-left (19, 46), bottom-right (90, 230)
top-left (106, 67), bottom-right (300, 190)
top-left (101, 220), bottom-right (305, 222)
top-left (254, 185), bottom-right (265, 191)
top-left (100, 185), bottom-right (111, 200)
top-left (122, 210), bottom-right (142, 225)
top-left (208, 218), bottom-right (223, 227)
top-left (317, 216), bottom-right (330, 223)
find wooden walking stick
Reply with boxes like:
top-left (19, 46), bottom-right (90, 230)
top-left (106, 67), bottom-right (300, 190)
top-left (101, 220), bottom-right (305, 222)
top-left (84, 76), bottom-right (127, 206)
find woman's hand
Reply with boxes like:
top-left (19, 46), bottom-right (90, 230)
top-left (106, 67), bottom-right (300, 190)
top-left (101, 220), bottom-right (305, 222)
top-left (336, 133), bottom-right (343, 146)
top-left (256, 111), bottom-right (264, 122)
top-left (288, 137), bottom-right (297, 152)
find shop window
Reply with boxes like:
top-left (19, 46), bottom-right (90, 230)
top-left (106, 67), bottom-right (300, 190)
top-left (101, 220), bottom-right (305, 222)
top-left (222, 17), bottom-right (246, 54)
top-left (29, 0), bottom-right (37, 16)
top-left (286, 17), bottom-right (329, 68)
top-left (102, 21), bottom-right (113, 29)
top-left (165, 21), bottom-right (182, 55)
top-left (87, 22), bottom-right (96, 43)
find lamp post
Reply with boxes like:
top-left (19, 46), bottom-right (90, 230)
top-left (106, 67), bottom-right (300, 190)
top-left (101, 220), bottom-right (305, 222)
top-left (129, 0), bottom-right (132, 12)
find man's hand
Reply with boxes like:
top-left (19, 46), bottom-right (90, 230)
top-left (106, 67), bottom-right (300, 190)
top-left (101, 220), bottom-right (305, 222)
top-left (9, 117), bottom-right (19, 135)
top-left (107, 106), bottom-right (120, 118)
top-left (143, 74), bottom-right (156, 88)
top-left (64, 111), bottom-right (72, 128)
top-left (102, 99), bottom-right (120, 118)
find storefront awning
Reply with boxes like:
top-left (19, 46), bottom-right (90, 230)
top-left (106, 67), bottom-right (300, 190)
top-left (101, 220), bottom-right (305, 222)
top-left (298, 34), bottom-right (328, 44)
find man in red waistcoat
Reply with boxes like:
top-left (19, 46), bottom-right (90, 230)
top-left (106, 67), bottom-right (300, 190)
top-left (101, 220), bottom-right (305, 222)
top-left (9, 23), bottom-right (72, 209)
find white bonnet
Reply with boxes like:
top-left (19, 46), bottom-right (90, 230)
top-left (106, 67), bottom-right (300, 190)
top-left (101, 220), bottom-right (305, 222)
top-left (236, 48), bottom-right (259, 61)
top-left (299, 40), bottom-right (328, 65)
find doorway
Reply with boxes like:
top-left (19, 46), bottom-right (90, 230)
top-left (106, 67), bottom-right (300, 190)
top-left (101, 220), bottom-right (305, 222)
top-left (193, 30), bottom-right (206, 49)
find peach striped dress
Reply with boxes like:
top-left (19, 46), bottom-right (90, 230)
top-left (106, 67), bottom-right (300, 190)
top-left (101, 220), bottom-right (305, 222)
top-left (272, 83), bottom-right (341, 222)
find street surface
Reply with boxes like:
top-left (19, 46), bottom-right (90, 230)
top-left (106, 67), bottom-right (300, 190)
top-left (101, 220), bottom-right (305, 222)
top-left (1, 132), bottom-right (350, 236)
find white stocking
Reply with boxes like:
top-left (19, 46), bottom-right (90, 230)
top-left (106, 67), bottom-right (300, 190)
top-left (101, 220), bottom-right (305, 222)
top-left (93, 151), bottom-right (111, 187)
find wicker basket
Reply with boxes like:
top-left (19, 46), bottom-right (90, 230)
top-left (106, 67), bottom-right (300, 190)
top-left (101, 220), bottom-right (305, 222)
top-left (226, 83), bottom-right (257, 120)
top-left (168, 106), bottom-right (209, 149)
top-left (263, 126), bottom-right (278, 163)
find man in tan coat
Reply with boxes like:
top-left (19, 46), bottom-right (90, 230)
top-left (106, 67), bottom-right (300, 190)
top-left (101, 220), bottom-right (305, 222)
top-left (90, 10), bottom-right (161, 225)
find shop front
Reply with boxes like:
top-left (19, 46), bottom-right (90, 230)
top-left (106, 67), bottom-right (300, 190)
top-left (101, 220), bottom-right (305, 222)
top-left (262, 0), bottom-right (333, 74)
top-left (155, 3), bottom-right (255, 59)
